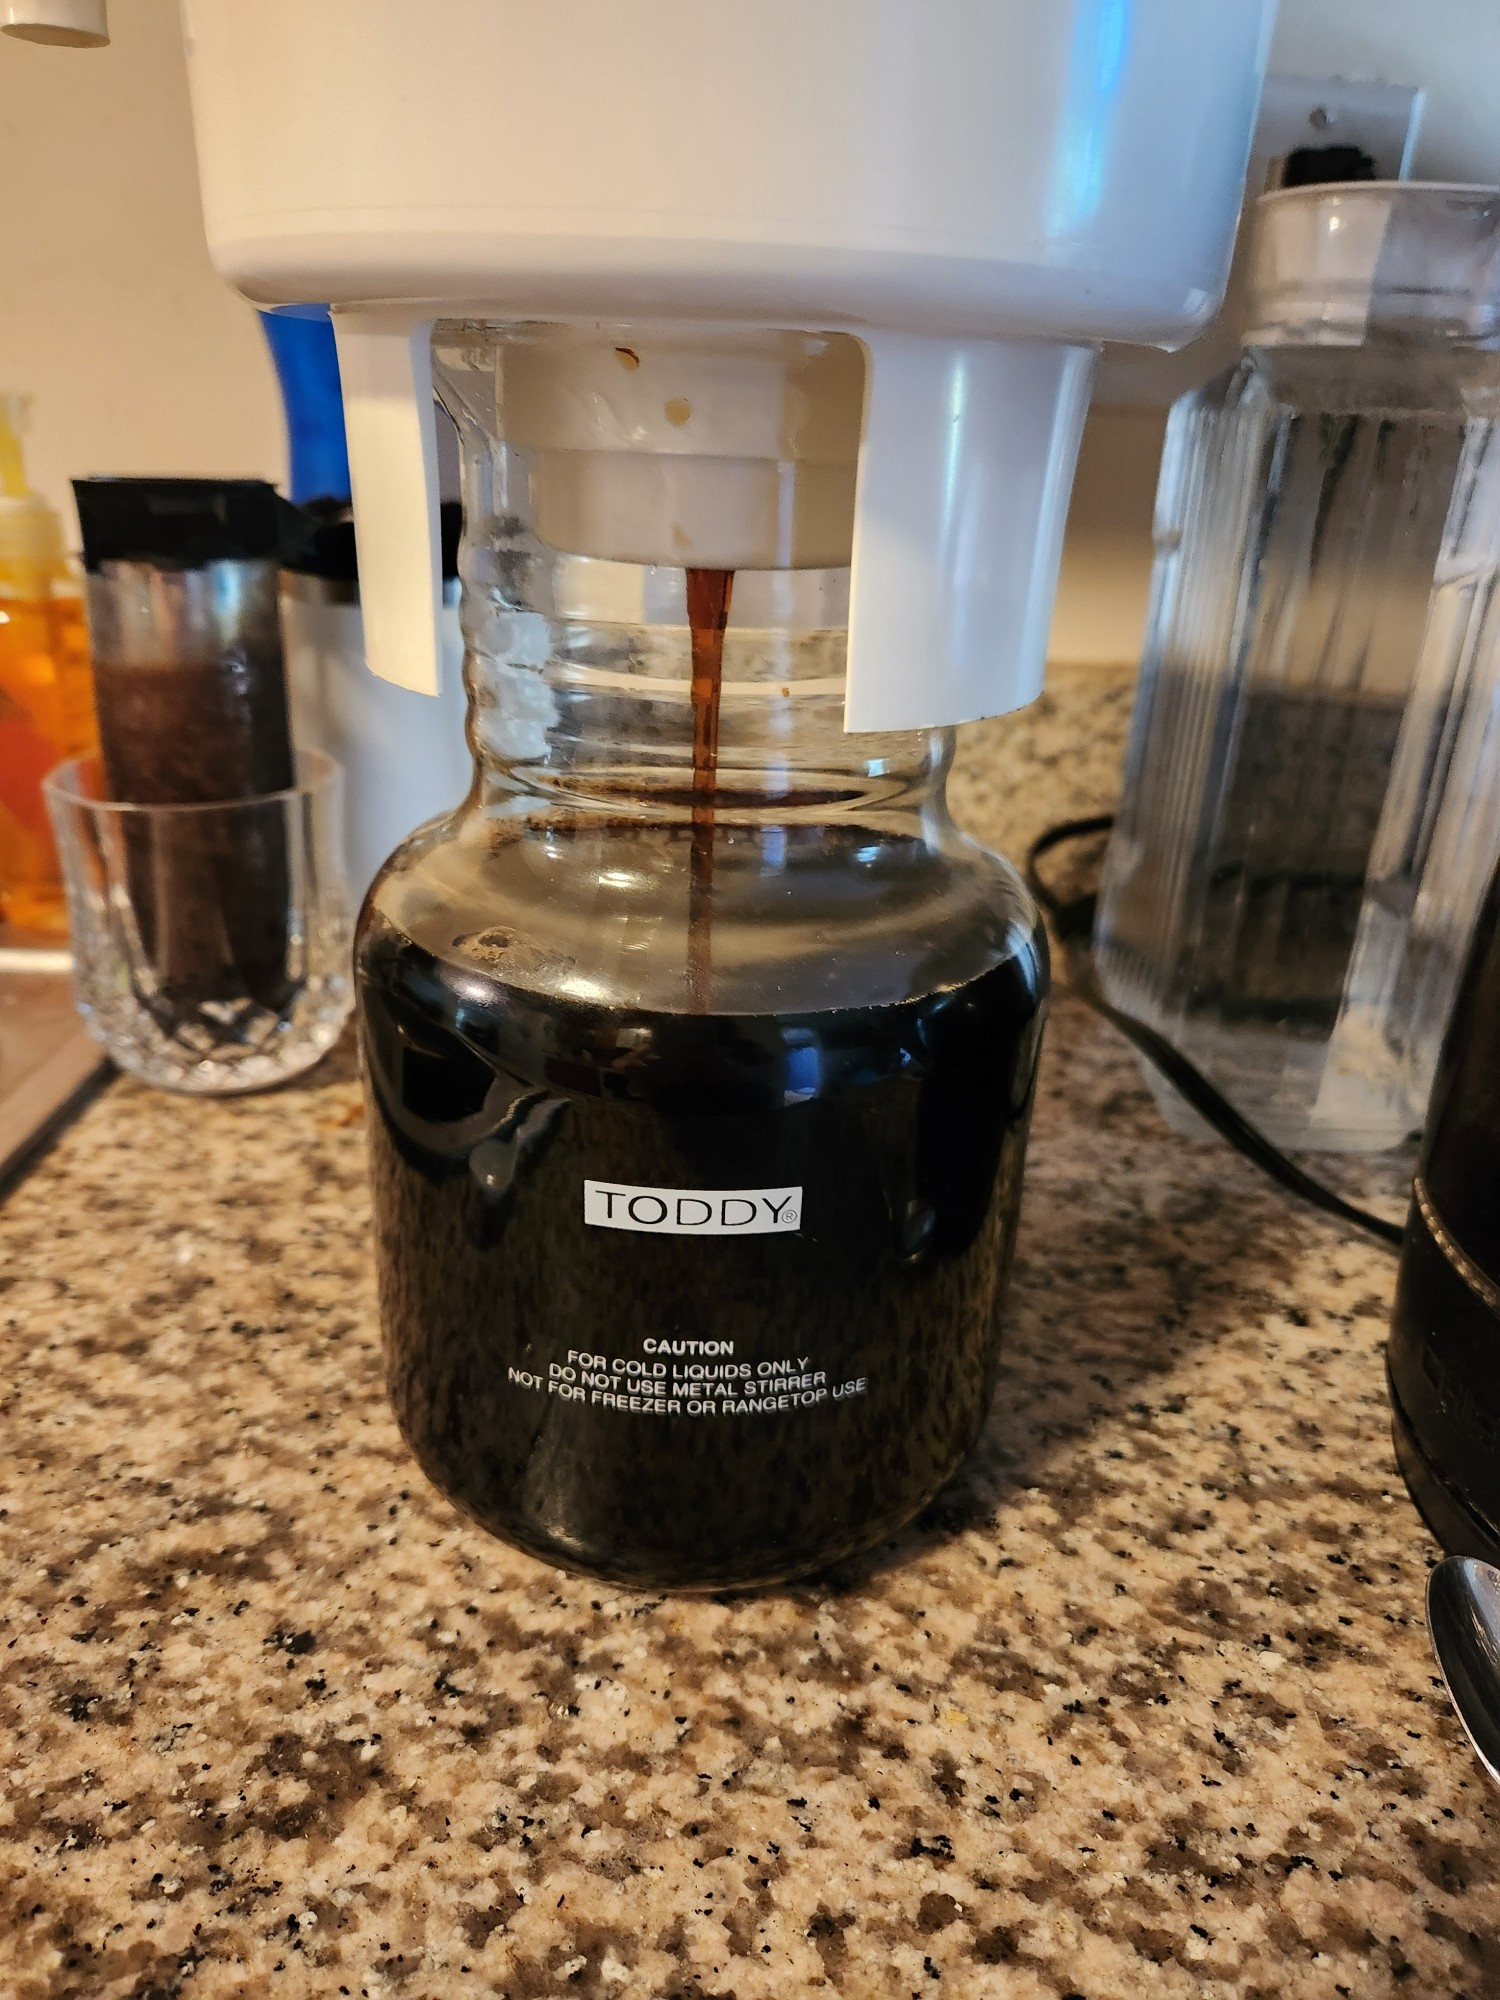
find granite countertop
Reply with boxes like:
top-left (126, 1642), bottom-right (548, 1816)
top-left (3, 663), bottom-right (1494, 2000)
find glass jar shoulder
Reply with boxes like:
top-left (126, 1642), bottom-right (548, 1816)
top-left (358, 799), bottom-right (1045, 1020)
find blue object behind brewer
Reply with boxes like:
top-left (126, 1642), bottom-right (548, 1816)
top-left (259, 305), bottom-right (351, 506)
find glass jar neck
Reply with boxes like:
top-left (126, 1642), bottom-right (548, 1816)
top-left (459, 554), bottom-right (953, 824)
top-left (435, 318), bottom-right (953, 828)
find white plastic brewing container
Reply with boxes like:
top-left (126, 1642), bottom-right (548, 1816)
top-left (180, 0), bottom-right (1277, 730)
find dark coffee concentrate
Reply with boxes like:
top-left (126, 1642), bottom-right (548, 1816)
top-left (359, 898), bottom-right (1044, 1588)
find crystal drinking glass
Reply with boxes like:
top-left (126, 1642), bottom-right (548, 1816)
top-left (45, 749), bottom-right (352, 1093)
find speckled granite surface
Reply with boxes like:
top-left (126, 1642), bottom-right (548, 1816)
top-left (2, 665), bottom-right (1494, 2000)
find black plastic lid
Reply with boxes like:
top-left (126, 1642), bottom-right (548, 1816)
top-left (278, 496), bottom-right (359, 582)
top-left (1281, 144), bottom-right (1378, 190)
top-left (279, 497), bottom-right (464, 584)
top-left (440, 500), bottom-right (462, 583)
top-left (73, 477), bottom-right (288, 572)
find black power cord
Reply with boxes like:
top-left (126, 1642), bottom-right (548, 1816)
top-left (1026, 815), bottom-right (1405, 1253)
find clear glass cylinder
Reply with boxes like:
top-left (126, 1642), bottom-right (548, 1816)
top-left (355, 323), bottom-right (1048, 1589)
top-left (1094, 185), bottom-right (1500, 1153)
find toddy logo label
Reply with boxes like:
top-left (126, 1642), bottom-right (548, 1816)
top-left (583, 1182), bottom-right (801, 1235)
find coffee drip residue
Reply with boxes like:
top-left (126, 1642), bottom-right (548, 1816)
top-left (685, 565), bottom-right (734, 1008)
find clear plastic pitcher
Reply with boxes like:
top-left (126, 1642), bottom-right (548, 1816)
top-left (1095, 183), bottom-right (1500, 1153)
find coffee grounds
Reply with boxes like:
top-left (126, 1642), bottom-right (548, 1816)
top-left (93, 650), bottom-right (295, 1014)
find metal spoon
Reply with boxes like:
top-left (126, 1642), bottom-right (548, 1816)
top-left (1428, 1556), bottom-right (1500, 1786)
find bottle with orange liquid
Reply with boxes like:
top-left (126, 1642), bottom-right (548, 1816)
top-left (0, 395), bottom-right (95, 934)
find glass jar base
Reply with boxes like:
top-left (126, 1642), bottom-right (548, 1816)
top-left (395, 1416), bottom-right (982, 1592)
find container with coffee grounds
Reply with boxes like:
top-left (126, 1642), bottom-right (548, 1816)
top-left (72, 477), bottom-right (297, 1015)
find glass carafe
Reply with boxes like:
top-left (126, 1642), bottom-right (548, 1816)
top-left (354, 325), bottom-right (1048, 1589)
top-left (1094, 185), bottom-right (1500, 1153)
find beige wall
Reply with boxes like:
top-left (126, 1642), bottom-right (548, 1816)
top-left (2, 0), bottom-right (1498, 668)
top-left (0, 3), bottom-right (280, 532)
top-left (1047, 406), bottom-right (1166, 668)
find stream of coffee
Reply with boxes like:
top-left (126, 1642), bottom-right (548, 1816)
top-left (685, 566), bottom-right (734, 1008)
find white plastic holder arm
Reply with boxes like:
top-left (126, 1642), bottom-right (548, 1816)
top-left (844, 332), bottom-right (1096, 734)
top-left (331, 307), bottom-right (444, 697)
